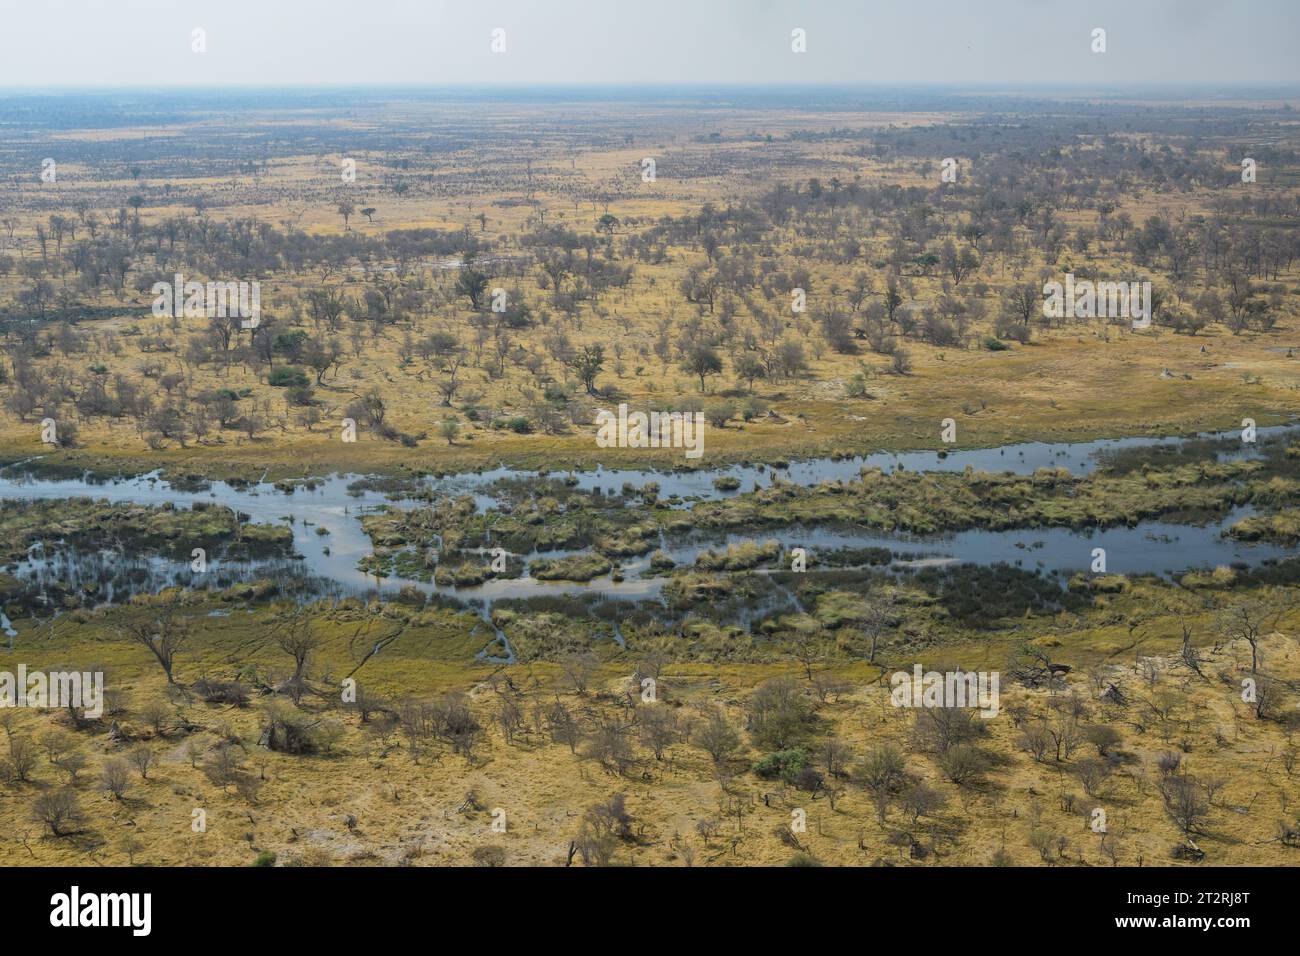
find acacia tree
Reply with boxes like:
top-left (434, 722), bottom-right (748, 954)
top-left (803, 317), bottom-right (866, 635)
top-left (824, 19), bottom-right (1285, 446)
top-left (336, 200), bottom-right (355, 230)
top-left (436, 349), bottom-right (468, 407)
top-left (682, 345), bottom-right (723, 392)
top-left (301, 337), bottom-right (341, 385)
top-left (565, 344), bottom-right (605, 396)
top-left (734, 352), bottom-right (765, 392)
top-left (439, 416), bottom-right (461, 446)
top-left (455, 266), bottom-right (490, 310)
top-left (1003, 281), bottom-right (1039, 336)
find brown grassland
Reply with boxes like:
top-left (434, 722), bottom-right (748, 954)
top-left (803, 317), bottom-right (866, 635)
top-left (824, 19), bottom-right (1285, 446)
top-left (0, 89), bottom-right (1298, 867)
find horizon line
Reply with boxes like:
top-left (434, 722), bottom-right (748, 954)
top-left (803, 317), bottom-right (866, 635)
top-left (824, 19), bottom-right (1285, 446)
top-left (2, 81), bottom-right (1299, 94)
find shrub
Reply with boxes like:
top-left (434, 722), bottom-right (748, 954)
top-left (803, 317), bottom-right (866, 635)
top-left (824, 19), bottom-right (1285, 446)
top-left (753, 748), bottom-right (809, 783)
top-left (267, 366), bottom-right (309, 388)
top-left (703, 400), bottom-right (735, 428)
top-left (493, 416), bottom-right (533, 434)
top-left (471, 845), bottom-right (508, 867)
top-left (747, 677), bottom-right (818, 750)
top-left (845, 371), bottom-right (871, 397)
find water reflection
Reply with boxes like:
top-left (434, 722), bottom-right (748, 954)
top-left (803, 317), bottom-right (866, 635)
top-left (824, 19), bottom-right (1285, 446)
top-left (1, 424), bottom-right (1294, 621)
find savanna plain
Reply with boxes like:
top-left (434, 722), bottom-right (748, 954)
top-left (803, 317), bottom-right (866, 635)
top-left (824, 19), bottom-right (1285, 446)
top-left (0, 87), bottom-right (1298, 867)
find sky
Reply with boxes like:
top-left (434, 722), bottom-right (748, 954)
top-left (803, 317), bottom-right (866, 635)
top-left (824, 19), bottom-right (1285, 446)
top-left (0, 0), bottom-right (1297, 88)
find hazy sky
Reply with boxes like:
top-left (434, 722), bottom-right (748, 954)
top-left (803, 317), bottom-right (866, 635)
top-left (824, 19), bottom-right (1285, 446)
top-left (1, 0), bottom-right (1297, 88)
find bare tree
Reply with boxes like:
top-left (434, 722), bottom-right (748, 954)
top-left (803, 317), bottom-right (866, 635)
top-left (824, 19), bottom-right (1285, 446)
top-left (128, 745), bottom-right (156, 780)
top-left (638, 706), bottom-right (678, 760)
top-left (30, 789), bottom-right (85, 836)
top-left (53, 751), bottom-right (88, 784)
top-left (560, 650), bottom-right (598, 695)
top-left (3, 736), bottom-right (39, 783)
top-left (900, 782), bottom-right (947, 825)
top-left (269, 608), bottom-right (322, 703)
top-left (855, 596), bottom-right (893, 664)
top-left (100, 758), bottom-right (132, 800)
top-left (1177, 621), bottom-right (1208, 679)
top-left (1218, 601), bottom-right (1282, 674)
top-left (1158, 773), bottom-right (1211, 837)
top-left (694, 708), bottom-right (742, 765)
top-left (545, 700), bottom-right (582, 754)
top-left (584, 720), bottom-right (634, 775)
top-left (855, 744), bottom-right (906, 824)
top-left (114, 593), bottom-right (192, 684)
